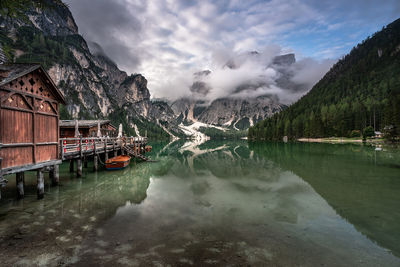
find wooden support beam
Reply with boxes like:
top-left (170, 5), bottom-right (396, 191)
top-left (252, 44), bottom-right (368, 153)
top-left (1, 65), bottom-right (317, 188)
top-left (16, 172), bottom-right (24, 199)
top-left (69, 159), bottom-right (74, 173)
top-left (113, 140), bottom-right (117, 157)
top-left (50, 165), bottom-right (59, 186)
top-left (135, 142), bottom-right (137, 156)
top-left (79, 136), bottom-right (83, 159)
top-left (103, 138), bottom-right (108, 161)
top-left (104, 138), bottom-right (109, 162)
top-left (0, 158), bottom-right (4, 200)
top-left (60, 139), bottom-right (65, 160)
top-left (84, 155), bottom-right (88, 168)
top-left (37, 168), bottom-right (44, 199)
top-left (1, 160), bottom-right (62, 176)
top-left (77, 159), bottom-right (82, 177)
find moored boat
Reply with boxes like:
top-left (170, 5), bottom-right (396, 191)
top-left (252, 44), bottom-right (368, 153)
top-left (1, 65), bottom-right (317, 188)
top-left (105, 155), bottom-right (131, 170)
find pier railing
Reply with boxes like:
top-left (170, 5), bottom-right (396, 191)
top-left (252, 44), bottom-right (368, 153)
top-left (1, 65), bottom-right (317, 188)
top-left (60, 136), bottom-right (147, 160)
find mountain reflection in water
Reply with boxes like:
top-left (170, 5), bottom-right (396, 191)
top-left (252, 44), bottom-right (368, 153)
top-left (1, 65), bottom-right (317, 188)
top-left (0, 140), bottom-right (399, 266)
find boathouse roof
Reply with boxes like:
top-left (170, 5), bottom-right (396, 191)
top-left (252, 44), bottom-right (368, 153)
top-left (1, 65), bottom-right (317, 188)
top-left (0, 63), bottom-right (66, 104)
top-left (60, 120), bottom-right (114, 128)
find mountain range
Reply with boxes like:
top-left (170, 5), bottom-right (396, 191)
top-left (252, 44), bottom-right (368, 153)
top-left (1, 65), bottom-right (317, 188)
top-left (0, 1), bottom-right (313, 139)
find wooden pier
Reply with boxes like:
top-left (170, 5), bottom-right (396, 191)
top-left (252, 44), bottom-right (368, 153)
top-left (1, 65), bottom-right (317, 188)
top-left (61, 136), bottom-right (148, 175)
top-left (0, 135), bottom-right (148, 200)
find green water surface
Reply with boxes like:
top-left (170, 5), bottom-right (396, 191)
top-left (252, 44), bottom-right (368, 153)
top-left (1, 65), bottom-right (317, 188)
top-left (0, 140), bottom-right (399, 266)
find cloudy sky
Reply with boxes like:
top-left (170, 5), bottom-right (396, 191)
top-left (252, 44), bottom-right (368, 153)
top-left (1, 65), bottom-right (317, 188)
top-left (66, 0), bottom-right (400, 103)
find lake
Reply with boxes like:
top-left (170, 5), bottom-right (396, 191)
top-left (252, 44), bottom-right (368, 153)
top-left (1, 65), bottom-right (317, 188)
top-left (0, 140), bottom-right (399, 266)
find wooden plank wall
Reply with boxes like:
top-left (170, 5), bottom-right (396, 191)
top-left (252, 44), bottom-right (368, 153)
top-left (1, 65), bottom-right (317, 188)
top-left (0, 69), bottom-right (61, 169)
top-left (1, 109), bottom-right (33, 143)
top-left (35, 115), bottom-right (57, 142)
top-left (35, 114), bottom-right (57, 163)
top-left (0, 147), bottom-right (33, 168)
top-left (36, 145), bottom-right (57, 163)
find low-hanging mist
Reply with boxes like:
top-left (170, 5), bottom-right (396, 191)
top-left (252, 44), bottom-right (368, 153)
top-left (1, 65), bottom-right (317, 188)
top-left (161, 46), bottom-right (335, 105)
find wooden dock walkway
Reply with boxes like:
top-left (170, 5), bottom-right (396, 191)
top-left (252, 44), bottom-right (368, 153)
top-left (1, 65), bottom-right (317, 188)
top-left (61, 136), bottom-right (148, 176)
top-left (61, 136), bottom-right (148, 160)
top-left (0, 136), bottom-right (148, 200)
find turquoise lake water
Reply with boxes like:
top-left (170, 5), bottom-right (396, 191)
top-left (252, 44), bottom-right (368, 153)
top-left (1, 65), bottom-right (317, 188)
top-left (0, 140), bottom-right (399, 266)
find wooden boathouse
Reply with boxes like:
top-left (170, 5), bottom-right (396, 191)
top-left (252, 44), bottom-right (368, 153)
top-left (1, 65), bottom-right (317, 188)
top-left (60, 120), bottom-right (117, 138)
top-left (0, 63), bottom-right (66, 199)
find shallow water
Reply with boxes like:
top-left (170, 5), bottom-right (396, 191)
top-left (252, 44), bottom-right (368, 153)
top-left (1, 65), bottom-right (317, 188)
top-left (0, 140), bottom-right (400, 266)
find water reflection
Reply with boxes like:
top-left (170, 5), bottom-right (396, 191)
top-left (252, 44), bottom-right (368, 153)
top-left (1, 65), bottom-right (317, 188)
top-left (249, 141), bottom-right (400, 257)
top-left (76, 140), bottom-right (400, 266)
top-left (0, 140), bottom-right (399, 266)
top-left (0, 163), bottom-right (152, 265)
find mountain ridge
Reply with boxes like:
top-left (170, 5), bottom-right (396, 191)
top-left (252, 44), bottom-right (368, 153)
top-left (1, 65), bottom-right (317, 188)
top-left (0, 1), bottom-right (317, 139)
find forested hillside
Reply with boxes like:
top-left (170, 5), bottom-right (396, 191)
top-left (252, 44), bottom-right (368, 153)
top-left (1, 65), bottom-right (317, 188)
top-left (249, 18), bottom-right (400, 140)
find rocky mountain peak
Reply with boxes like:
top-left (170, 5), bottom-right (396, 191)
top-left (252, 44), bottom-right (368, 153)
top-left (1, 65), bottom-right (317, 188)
top-left (119, 74), bottom-right (150, 103)
top-left (273, 53), bottom-right (296, 66)
top-left (26, 1), bottom-right (79, 36)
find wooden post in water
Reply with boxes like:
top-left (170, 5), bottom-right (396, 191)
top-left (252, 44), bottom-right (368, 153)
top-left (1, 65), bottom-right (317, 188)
top-left (77, 136), bottom-right (83, 177)
top-left (49, 167), bottom-right (54, 183)
top-left (84, 155), bottom-right (88, 168)
top-left (120, 136), bottom-right (124, 155)
top-left (50, 165), bottom-right (59, 186)
top-left (77, 159), bottom-right (82, 177)
top-left (69, 160), bottom-right (74, 172)
top-left (113, 139), bottom-right (117, 157)
top-left (79, 136), bottom-right (83, 159)
top-left (60, 139), bottom-right (64, 160)
top-left (37, 168), bottom-right (44, 199)
top-left (134, 140), bottom-right (137, 156)
top-left (93, 141), bottom-right (98, 171)
top-left (16, 172), bottom-right (25, 199)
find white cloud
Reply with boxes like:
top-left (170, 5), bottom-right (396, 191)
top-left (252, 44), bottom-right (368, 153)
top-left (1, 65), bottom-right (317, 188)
top-left (66, 0), bottom-right (398, 103)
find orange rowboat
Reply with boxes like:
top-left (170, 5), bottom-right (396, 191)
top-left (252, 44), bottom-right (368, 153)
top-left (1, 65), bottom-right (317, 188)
top-left (105, 155), bottom-right (131, 170)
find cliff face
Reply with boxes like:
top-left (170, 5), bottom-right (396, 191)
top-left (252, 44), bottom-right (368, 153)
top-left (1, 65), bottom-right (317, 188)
top-left (0, 1), bottom-right (180, 137)
top-left (172, 96), bottom-right (285, 130)
top-left (171, 53), bottom-right (294, 130)
top-left (198, 97), bottom-right (285, 129)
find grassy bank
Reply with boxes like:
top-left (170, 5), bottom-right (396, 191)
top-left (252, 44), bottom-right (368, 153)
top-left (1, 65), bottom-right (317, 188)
top-left (297, 137), bottom-right (385, 144)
